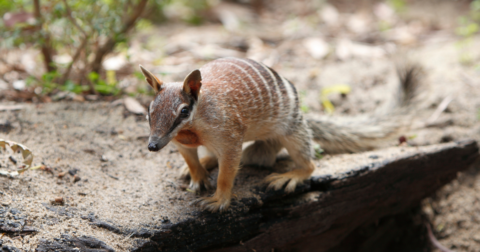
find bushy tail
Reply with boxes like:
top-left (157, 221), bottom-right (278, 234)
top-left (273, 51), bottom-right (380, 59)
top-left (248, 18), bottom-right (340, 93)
top-left (307, 62), bottom-right (424, 154)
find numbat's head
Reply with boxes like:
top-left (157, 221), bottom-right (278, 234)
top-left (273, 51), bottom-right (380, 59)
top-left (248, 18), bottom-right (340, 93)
top-left (139, 65), bottom-right (202, 152)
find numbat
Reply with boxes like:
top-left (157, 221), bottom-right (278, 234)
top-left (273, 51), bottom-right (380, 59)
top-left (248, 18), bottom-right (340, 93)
top-left (140, 57), bottom-right (422, 212)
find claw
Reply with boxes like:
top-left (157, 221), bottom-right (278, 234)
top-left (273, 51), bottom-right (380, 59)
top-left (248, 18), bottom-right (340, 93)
top-left (189, 176), bottom-right (213, 193)
top-left (264, 170), bottom-right (310, 193)
top-left (192, 194), bottom-right (231, 212)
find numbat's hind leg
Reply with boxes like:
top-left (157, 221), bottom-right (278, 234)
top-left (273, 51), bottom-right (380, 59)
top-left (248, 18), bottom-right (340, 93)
top-left (241, 139), bottom-right (283, 167)
top-left (265, 119), bottom-right (315, 192)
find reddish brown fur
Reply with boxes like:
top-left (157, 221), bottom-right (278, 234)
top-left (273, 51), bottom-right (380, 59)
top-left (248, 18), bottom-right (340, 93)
top-left (175, 130), bottom-right (202, 147)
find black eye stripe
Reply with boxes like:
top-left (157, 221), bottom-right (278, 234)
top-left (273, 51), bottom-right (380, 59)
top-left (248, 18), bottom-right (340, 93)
top-left (147, 104), bottom-right (151, 124)
top-left (165, 99), bottom-right (195, 135)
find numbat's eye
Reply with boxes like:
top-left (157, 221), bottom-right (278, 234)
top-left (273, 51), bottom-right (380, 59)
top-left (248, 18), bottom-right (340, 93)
top-left (180, 107), bottom-right (189, 117)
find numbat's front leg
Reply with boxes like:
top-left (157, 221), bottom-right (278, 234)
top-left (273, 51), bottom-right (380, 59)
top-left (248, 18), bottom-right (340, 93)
top-left (195, 144), bottom-right (241, 212)
top-left (179, 147), bottom-right (218, 180)
top-left (174, 143), bottom-right (212, 192)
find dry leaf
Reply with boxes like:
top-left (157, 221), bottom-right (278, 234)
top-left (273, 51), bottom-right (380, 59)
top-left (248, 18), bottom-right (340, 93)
top-left (0, 170), bottom-right (19, 178)
top-left (0, 139), bottom-right (33, 167)
top-left (303, 38), bottom-right (330, 59)
top-left (124, 97), bottom-right (146, 115)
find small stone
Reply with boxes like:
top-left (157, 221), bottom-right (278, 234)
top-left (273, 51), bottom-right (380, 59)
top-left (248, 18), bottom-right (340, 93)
top-left (51, 197), bottom-right (64, 205)
top-left (0, 120), bottom-right (13, 133)
top-left (10, 208), bottom-right (21, 215)
top-left (68, 168), bottom-right (79, 176)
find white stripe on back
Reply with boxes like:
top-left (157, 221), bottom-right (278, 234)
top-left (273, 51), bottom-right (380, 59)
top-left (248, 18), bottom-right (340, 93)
top-left (281, 76), bottom-right (296, 122)
top-left (258, 62), bottom-right (284, 116)
top-left (217, 61), bottom-right (264, 106)
top-left (232, 58), bottom-right (274, 120)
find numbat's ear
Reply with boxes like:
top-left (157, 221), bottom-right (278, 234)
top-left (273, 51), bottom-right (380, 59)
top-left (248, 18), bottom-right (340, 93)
top-left (183, 69), bottom-right (202, 100)
top-left (139, 65), bottom-right (163, 93)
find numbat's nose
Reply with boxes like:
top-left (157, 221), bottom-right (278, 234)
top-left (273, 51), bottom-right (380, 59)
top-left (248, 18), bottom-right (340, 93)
top-left (148, 142), bottom-right (160, 152)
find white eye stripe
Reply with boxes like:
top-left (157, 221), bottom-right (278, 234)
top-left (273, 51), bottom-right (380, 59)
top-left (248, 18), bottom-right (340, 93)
top-left (149, 101), bottom-right (154, 113)
top-left (175, 103), bottom-right (190, 116)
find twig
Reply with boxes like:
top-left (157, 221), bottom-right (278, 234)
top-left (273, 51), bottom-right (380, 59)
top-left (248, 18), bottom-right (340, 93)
top-left (90, 0), bottom-right (148, 73)
top-left (106, 174), bottom-right (119, 180)
top-left (62, 0), bottom-right (87, 37)
top-left (60, 0), bottom-right (90, 85)
top-left (0, 105), bottom-right (25, 111)
top-left (33, 0), bottom-right (56, 73)
top-left (60, 36), bottom-right (88, 85)
top-left (425, 221), bottom-right (455, 252)
top-left (81, 46), bottom-right (99, 95)
top-left (426, 95), bottom-right (454, 125)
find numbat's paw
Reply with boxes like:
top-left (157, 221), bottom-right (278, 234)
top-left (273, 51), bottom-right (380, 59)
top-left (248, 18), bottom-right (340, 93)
top-left (265, 170), bottom-right (310, 193)
top-left (193, 193), bottom-right (231, 212)
top-left (189, 176), bottom-right (213, 193)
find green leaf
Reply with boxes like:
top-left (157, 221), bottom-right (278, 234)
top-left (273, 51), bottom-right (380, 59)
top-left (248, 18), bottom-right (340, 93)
top-left (88, 72), bottom-right (99, 82)
top-left (62, 80), bottom-right (89, 94)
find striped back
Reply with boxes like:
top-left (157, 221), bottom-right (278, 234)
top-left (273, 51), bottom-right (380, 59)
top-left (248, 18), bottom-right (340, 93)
top-left (198, 58), bottom-right (300, 126)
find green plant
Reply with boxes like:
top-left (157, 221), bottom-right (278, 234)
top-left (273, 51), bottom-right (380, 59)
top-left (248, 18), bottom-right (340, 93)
top-left (313, 144), bottom-right (324, 160)
top-left (1, 0), bottom-right (217, 96)
top-left (0, 0), bottom-right (156, 95)
top-left (88, 72), bottom-right (120, 95)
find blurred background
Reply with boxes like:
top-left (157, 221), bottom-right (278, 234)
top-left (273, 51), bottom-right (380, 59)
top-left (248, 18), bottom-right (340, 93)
top-left (0, 0), bottom-right (478, 104)
top-left (1, 1), bottom-right (480, 251)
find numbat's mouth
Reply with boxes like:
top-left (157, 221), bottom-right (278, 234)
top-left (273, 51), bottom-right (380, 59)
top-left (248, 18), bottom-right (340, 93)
top-left (147, 136), bottom-right (170, 152)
